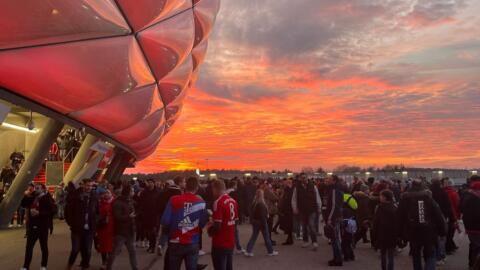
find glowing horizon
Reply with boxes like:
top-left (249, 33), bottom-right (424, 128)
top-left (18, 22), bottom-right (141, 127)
top-left (130, 0), bottom-right (480, 173)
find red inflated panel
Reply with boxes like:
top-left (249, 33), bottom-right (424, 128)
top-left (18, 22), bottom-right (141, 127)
top-left (158, 55), bottom-right (193, 106)
top-left (113, 109), bottom-right (165, 145)
top-left (0, 0), bottom-right (130, 50)
top-left (0, 36), bottom-right (155, 114)
top-left (131, 124), bottom-right (165, 151)
top-left (192, 40), bottom-right (208, 72)
top-left (116, 0), bottom-right (192, 32)
top-left (69, 84), bottom-right (159, 134)
top-left (193, 0), bottom-right (220, 46)
top-left (137, 9), bottom-right (195, 80)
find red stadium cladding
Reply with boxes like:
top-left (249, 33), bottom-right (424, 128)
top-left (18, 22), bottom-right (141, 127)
top-left (0, 0), bottom-right (221, 160)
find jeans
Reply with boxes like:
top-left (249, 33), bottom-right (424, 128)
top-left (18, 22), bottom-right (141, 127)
top-left (57, 204), bottom-right (65, 219)
top-left (411, 241), bottom-right (436, 270)
top-left (331, 222), bottom-right (343, 263)
top-left (436, 236), bottom-right (446, 260)
top-left (293, 214), bottom-right (302, 238)
top-left (17, 207), bottom-right (25, 225)
top-left (381, 248), bottom-right (394, 270)
top-left (246, 221), bottom-right (274, 254)
top-left (168, 243), bottom-right (199, 270)
top-left (302, 212), bottom-right (317, 243)
top-left (211, 247), bottom-right (233, 270)
top-left (107, 235), bottom-right (138, 270)
top-left (23, 227), bottom-right (49, 269)
top-left (235, 225), bottom-right (242, 250)
top-left (68, 230), bottom-right (94, 268)
top-left (468, 234), bottom-right (480, 267)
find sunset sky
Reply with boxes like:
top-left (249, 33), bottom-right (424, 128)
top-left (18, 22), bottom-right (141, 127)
top-left (132, 0), bottom-right (480, 173)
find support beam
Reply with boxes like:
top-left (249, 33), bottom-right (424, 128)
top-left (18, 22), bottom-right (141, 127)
top-left (70, 152), bottom-right (104, 185)
top-left (104, 148), bottom-right (133, 183)
top-left (0, 119), bottom-right (63, 228)
top-left (63, 134), bottom-right (97, 185)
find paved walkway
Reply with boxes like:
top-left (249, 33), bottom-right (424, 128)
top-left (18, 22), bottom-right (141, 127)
top-left (0, 221), bottom-right (471, 270)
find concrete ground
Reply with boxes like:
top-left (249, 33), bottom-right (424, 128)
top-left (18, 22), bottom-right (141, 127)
top-left (0, 221), bottom-right (471, 270)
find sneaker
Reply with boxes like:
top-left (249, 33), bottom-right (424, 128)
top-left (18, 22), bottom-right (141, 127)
top-left (235, 249), bottom-right (246, 255)
top-left (267, 251), bottom-right (279, 256)
top-left (157, 245), bottom-right (163, 256)
top-left (328, 260), bottom-right (343, 266)
top-left (302, 242), bottom-right (311, 248)
top-left (40, 267), bottom-right (47, 270)
top-left (198, 250), bottom-right (206, 256)
top-left (19, 268), bottom-right (27, 270)
top-left (312, 243), bottom-right (318, 251)
top-left (437, 259), bottom-right (446, 266)
top-left (197, 264), bottom-right (208, 270)
top-left (244, 252), bottom-right (254, 257)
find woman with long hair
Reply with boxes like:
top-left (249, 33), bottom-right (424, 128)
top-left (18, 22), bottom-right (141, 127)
top-left (245, 189), bottom-right (279, 257)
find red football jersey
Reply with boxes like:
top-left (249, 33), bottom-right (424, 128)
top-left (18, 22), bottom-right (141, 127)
top-left (212, 193), bottom-right (238, 249)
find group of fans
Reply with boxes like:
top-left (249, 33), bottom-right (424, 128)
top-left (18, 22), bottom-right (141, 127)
top-left (16, 173), bottom-right (480, 270)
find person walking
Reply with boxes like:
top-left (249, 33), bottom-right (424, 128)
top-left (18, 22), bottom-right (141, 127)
top-left (245, 189), bottom-right (279, 257)
top-left (139, 179), bottom-right (161, 253)
top-left (208, 180), bottom-right (238, 270)
top-left (21, 183), bottom-right (56, 270)
top-left (96, 189), bottom-right (114, 270)
top-left (107, 183), bottom-right (139, 270)
top-left (279, 178), bottom-right (294, 245)
top-left (372, 189), bottom-right (398, 270)
top-left (55, 182), bottom-right (66, 220)
top-left (65, 179), bottom-right (99, 270)
top-left (161, 177), bottom-right (208, 270)
top-left (260, 181), bottom-right (279, 246)
top-left (460, 175), bottom-right (480, 269)
top-left (226, 180), bottom-right (246, 254)
top-left (292, 174), bottom-right (322, 250)
top-left (442, 179), bottom-right (460, 254)
top-left (325, 176), bottom-right (344, 267)
top-left (430, 179), bottom-right (453, 265)
top-left (397, 179), bottom-right (446, 270)
top-left (341, 187), bottom-right (358, 262)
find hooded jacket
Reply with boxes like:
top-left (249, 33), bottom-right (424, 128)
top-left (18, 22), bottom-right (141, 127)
top-left (460, 181), bottom-right (480, 235)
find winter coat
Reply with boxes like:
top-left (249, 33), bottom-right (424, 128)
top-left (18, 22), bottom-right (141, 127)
top-left (460, 182), bottom-right (480, 235)
top-left (325, 184), bottom-right (343, 224)
top-left (292, 182), bottom-right (321, 216)
top-left (139, 187), bottom-right (161, 230)
top-left (264, 188), bottom-right (279, 216)
top-left (431, 184), bottom-right (454, 222)
top-left (279, 186), bottom-right (294, 232)
top-left (96, 198), bottom-right (114, 253)
top-left (22, 192), bottom-right (56, 232)
top-left (444, 186), bottom-right (460, 221)
top-left (397, 189), bottom-right (446, 244)
top-left (251, 201), bottom-right (268, 226)
top-left (372, 202), bottom-right (398, 249)
top-left (112, 195), bottom-right (136, 238)
top-left (353, 191), bottom-right (371, 225)
top-left (158, 185), bottom-right (182, 219)
top-left (65, 189), bottom-right (99, 233)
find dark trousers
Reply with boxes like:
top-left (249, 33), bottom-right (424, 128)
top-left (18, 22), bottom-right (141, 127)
top-left (211, 247), bottom-right (233, 270)
top-left (354, 223), bottom-right (369, 244)
top-left (302, 213), bottom-right (317, 243)
top-left (168, 243), bottom-right (199, 270)
top-left (107, 235), bottom-right (138, 270)
top-left (445, 221), bottom-right (457, 253)
top-left (145, 227), bottom-right (157, 250)
top-left (68, 230), bottom-right (94, 268)
top-left (468, 234), bottom-right (480, 267)
top-left (267, 215), bottom-right (274, 242)
top-left (381, 248), bottom-right (394, 270)
top-left (341, 231), bottom-right (355, 260)
top-left (23, 227), bottom-right (49, 269)
top-left (410, 241), bottom-right (436, 270)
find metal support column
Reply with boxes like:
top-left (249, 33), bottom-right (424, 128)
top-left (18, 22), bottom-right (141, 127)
top-left (63, 134), bottom-right (97, 185)
top-left (0, 119), bottom-right (63, 228)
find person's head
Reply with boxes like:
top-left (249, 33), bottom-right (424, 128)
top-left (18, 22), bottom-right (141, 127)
top-left (211, 180), bottom-right (226, 199)
top-left (173, 176), bottom-right (186, 190)
top-left (146, 179), bottom-right (155, 190)
top-left (185, 177), bottom-right (199, 194)
top-left (101, 189), bottom-right (112, 201)
top-left (284, 178), bottom-right (293, 188)
top-left (121, 182), bottom-right (132, 197)
top-left (34, 183), bottom-right (44, 193)
top-left (254, 189), bottom-right (265, 204)
top-left (226, 179), bottom-right (237, 191)
top-left (380, 189), bottom-right (394, 203)
top-left (82, 179), bottom-right (94, 193)
top-left (27, 183), bottom-right (34, 193)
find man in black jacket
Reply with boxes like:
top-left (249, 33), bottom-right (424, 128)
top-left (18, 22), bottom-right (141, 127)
top-left (460, 176), bottom-right (480, 269)
top-left (21, 183), bottom-right (56, 270)
top-left (325, 176), bottom-right (344, 267)
top-left (279, 179), bottom-right (294, 245)
top-left (430, 179), bottom-right (453, 264)
top-left (398, 179), bottom-right (446, 270)
top-left (139, 179), bottom-right (161, 253)
top-left (65, 179), bottom-right (99, 270)
top-left (107, 183), bottom-right (138, 270)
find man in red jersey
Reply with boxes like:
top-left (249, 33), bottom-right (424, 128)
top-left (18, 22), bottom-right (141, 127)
top-left (208, 180), bottom-right (238, 270)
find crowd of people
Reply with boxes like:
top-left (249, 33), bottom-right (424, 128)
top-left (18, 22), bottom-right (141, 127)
top-left (16, 173), bottom-right (480, 270)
